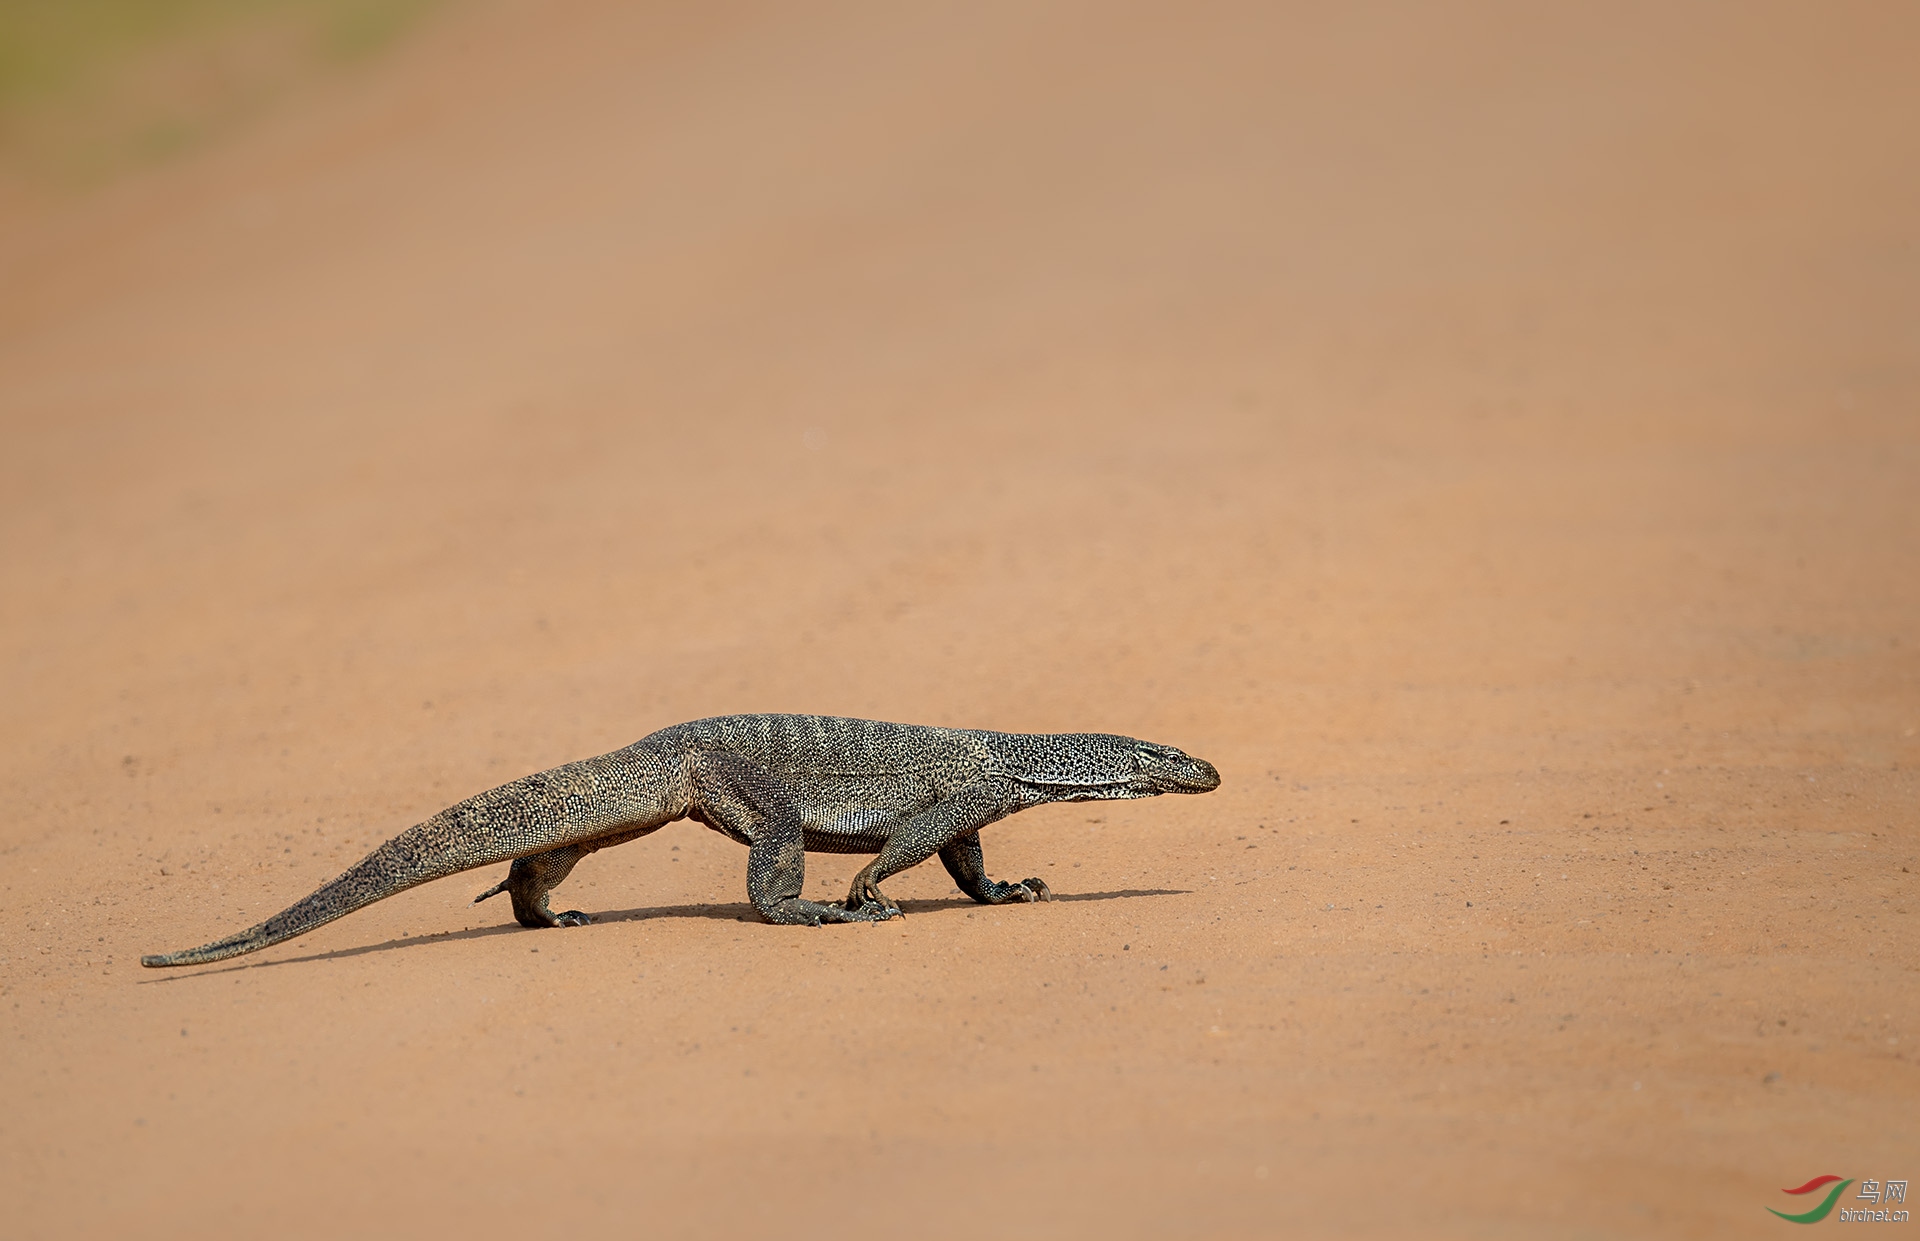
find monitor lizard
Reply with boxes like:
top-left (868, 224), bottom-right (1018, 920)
top-left (141, 713), bottom-right (1221, 967)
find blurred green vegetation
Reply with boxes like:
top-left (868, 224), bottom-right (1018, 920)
top-left (0, 0), bottom-right (440, 180)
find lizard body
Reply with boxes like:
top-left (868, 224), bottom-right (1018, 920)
top-left (141, 714), bottom-right (1220, 968)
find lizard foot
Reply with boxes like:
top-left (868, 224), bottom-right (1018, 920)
top-left (844, 875), bottom-right (902, 917)
top-left (759, 897), bottom-right (898, 926)
top-left (500, 900), bottom-right (592, 929)
top-left (474, 859), bottom-right (595, 929)
top-left (979, 876), bottom-right (1051, 904)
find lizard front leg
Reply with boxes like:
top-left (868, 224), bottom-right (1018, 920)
top-left (938, 832), bottom-right (1050, 905)
top-left (845, 780), bottom-right (1011, 914)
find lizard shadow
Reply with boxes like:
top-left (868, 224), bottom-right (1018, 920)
top-left (897, 887), bottom-right (1188, 912)
top-left (592, 887), bottom-right (1189, 922)
top-left (137, 888), bottom-right (1189, 980)
top-left (138, 901), bottom-right (750, 979)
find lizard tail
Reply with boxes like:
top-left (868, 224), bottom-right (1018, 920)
top-left (139, 818), bottom-right (479, 968)
top-left (140, 746), bottom-right (672, 968)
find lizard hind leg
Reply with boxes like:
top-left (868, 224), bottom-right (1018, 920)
top-left (474, 845), bottom-right (593, 928)
top-left (746, 812), bottom-right (896, 926)
top-left (473, 823), bottom-right (665, 929)
top-left (692, 751), bottom-right (896, 926)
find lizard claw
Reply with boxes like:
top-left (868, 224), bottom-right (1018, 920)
top-left (1018, 877), bottom-right (1051, 902)
top-left (845, 874), bottom-right (901, 917)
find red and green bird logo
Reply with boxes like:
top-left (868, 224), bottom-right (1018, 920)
top-left (1770, 1176), bottom-right (1852, 1224)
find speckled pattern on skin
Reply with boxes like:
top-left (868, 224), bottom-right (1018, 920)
top-left (141, 714), bottom-right (1221, 967)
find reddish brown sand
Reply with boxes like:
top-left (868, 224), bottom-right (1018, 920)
top-left (2, 3), bottom-right (1915, 1237)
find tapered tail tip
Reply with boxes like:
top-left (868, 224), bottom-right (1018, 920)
top-left (140, 935), bottom-right (259, 967)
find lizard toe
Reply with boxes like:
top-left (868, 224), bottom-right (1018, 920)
top-left (848, 878), bottom-right (900, 915)
top-left (553, 910), bottom-right (592, 927)
top-left (1020, 878), bottom-right (1052, 902)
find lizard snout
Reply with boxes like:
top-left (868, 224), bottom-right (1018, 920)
top-left (1175, 757), bottom-right (1221, 793)
top-left (1135, 745), bottom-right (1220, 794)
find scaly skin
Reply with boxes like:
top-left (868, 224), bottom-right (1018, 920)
top-left (141, 714), bottom-right (1221, 967)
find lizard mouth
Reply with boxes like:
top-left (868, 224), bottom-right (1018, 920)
top-left (1136, 758), bottom-right (1220, 794)
top-left (1169, 759), bottom-right (1221, 793)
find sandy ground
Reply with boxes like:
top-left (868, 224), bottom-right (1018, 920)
top-left (2, 3), bottom-right (1916, 1236)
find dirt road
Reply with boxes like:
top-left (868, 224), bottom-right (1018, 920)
top-left (2, 3), bottom-right (1914, 1236)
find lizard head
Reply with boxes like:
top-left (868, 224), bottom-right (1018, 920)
top-left (1005, 733), bottom-right (1221, 799)
top-left (1128, 740), bottom-right (1222, 794)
